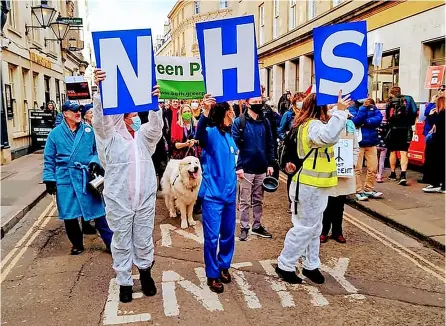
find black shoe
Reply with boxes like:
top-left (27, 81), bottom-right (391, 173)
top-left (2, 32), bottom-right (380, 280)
top-left (302, 268), bottom-right (325, 284)
top-left (275, 266), bottom-right (302, 284)
top-left (388, 172), bottom-right (397, 181)
top-left (82, 221), bottom-right (97, 235)
top-left (251, 225), bottom-right (272, 238)
top-left (220, 269), bottom-right (232, 284)
top-left (207, 278), bottom-right (224, 293)
top-left (239, 228), bottom-right (249, 241)
top-left (139, 262), bottom-right (157, 297)
top-left (119, 285), bottom-right (133, 303)
top-left (398, 178), bottom-right (408, 186)
top-left (70, 247), bottom-right (84, 255)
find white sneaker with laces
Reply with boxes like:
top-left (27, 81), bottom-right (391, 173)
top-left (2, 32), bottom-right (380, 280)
top-left (355, 193), bottom-right (368, 201)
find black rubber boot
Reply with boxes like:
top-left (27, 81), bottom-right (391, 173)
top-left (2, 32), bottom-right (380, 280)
top-left (119, 285), bottom-right (133, 303)
top-left (302, 268), bottom-right (325, 284)
top-left (139, 262), bottom-right (157, 297)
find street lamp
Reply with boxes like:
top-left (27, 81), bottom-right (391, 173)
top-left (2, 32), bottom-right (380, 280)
top-left (45, 20), bottom-right (70, 47)
top-left (25, 4), bottom-right (57, 35)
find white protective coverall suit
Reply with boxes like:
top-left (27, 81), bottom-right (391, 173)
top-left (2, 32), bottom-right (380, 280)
top-left (277, 108), bottom-right (347, 272)
top-left (93, 94), bottom-right (163, 286)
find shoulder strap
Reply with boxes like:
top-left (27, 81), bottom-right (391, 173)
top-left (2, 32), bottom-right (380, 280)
top-left (239, 113), bottom-right (246, 143)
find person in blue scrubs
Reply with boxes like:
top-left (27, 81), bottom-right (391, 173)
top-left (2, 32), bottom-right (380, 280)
top-left (195, 95), bottom-right (237, 293)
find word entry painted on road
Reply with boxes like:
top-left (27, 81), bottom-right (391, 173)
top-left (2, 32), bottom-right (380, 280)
top-left (313, 21), bottom-right (368, 105)
top-left (92, 29), bottom-right (158, 115)
top-left (196, 15), bottom-right (261, 103)
top-left (155, 56), bottom-right (206, 99)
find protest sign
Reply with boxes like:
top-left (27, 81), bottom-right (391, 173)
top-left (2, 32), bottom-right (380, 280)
top-left (92, 29), bottom-right (157, 115)
top-left (334, 137), bottom-right (354, 177)
top-left (424, 65), bottom-right (445, 89)
top-left (313, 21), bottom-right (368, 105)
top-left (196, 15), bottom-right (261, 103)
top-left (155, 56), bottom-right (205, 99)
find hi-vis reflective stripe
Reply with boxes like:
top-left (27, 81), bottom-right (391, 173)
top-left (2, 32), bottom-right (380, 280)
top-left (299, 169), bottom-right (337, 179)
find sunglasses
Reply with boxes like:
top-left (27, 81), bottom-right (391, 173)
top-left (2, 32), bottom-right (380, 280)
top-left (438, 88), bottom-right (445, 92)
top-left (67, 107), bottom-right (81, 113)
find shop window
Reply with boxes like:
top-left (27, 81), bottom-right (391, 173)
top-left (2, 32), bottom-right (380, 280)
top-left (33, 73), bottom-right (39, 107)
top-left (428, 40), bottom-right (445, 98)
top-left (259, 4), bottom-right (265, 45)
top-left (368, 51), bottom-right (400, 102)
top-left (267, 67), bottom-right (273, 99)
top-left (55, 79), bottom-right (61, 106)
top-left (44, 76), bottom-right (51, 105)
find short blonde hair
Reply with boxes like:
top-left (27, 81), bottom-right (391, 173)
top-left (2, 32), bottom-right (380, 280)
top-left (177, 104), bottom-right (197, 127)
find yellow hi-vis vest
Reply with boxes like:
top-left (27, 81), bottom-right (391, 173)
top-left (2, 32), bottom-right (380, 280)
top-left (292, 120), bottom-right (338, 188)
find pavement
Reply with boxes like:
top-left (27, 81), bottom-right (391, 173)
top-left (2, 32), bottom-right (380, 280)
top-left (1, 180), bottom-right (444, 325)
top-left (350, 168), bottom-right (445, 250)
top-left (1, 153), bottom-right (46, 238)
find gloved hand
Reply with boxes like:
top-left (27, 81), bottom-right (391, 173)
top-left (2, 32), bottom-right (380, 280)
top-left (346, 120), bottom-right (356, 134)
top-left (44, 181), bottom-right (57, 195)
top-left (89, 162), bottom-right (104, 180)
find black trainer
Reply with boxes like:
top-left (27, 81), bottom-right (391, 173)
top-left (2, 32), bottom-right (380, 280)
top-left (302, 268), bottom-right (325, 284)
top-left (139, 262), bottom-right (157, 297)
top-left (119, 285), bottom-right (133, 303)
top-left (275, 266), bottom-right (302, 284)
top-left (251, 225), bottom-right (272, 238)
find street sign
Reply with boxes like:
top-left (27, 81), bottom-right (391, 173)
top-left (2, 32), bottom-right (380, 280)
top-left (424, 65), bottom-right (445, 89)
top-left (29, 110), bottom-right (55, 148)
top-left (57, 17), bottom-right (83, 25)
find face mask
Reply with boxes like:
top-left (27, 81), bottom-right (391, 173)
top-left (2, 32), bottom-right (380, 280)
top-left (296, 102), bottom-right (303, 109)
top-left (191, 103), bottom-right (199, 109)
top-left (130, 116), bottom-right (141, 132)
top-left (182, 112), bottom-right (192, 121)
top-left (250, 104), bottom-right (263, 114)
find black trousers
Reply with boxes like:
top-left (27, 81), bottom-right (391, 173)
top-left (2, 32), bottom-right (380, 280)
top-left (64, 217), bottom-right (112, 249)
top-left (287, 174), bottom-right (292, 204)
top-left (322, 195), bottom-right (346, 237)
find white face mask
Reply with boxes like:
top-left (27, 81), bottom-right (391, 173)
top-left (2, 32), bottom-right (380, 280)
top-left (296, 102), bottom-right (303, 109)
top-left (191, 103), bottom-right (199, 109)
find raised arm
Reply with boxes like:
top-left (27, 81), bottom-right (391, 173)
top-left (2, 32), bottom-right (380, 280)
top-left (195, 94), bottom-right (215, 149)
top-left (140, 108), bottom-right (163, 155)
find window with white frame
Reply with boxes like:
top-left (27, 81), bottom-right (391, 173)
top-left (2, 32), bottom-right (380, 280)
top-left (8, 65), bottom-right (18, 129)
top-left (220, 0), bottom-right (228, 9)
top-left (289, 0), bottom-right (296, 30)
top-left (7, 0), bottom-right (17, 28)
top-left (273, 0), bottom-right (279, 39)
top-left (308, 0), bottom-right (316, 20)
top-left (194, 1), bottom-right (200, 14)
top-left (332, 0), bottom-right (343, 6)
top-left (259, 4), bottom-right (265, 45)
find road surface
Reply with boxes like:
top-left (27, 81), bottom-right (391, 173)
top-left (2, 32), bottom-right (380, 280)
top-left (1, 182), bottom-right (444, 326)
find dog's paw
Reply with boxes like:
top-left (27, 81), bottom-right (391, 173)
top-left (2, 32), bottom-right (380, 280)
top-left (188, 219), bottom-right (197, 226)
top-left (180, 221), bottom-right (188, 229)
top-left (169, 211), bottom-right (177, 218)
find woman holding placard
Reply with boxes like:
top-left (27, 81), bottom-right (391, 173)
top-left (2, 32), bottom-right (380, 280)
top-left (276, 91), bottom-right (351, 285)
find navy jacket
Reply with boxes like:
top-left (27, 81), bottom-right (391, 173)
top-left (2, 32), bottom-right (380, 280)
top-left (277, 110), bottom-right (294, 140)
top-left (349, 105), bottom-right (383, 147)
top-left (232, 112), bottom-right (274, 174)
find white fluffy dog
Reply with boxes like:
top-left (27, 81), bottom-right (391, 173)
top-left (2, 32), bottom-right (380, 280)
top-left (161, 156), bottom-right (202, 229)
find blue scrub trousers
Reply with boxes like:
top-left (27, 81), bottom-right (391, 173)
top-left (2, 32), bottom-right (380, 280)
top-left (202, 199), bottom-right (236, 279)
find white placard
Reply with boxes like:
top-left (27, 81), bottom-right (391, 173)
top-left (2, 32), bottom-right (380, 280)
top-left (334, 138), bottom-right (354, 177)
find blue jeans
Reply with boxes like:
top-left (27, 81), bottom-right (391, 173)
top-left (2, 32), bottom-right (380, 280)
top-left (202, 199), bottom-right (236, 278)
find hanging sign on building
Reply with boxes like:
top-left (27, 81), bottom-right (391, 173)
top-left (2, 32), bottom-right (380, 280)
top-left (155, 56), bottom-right (205, 99)
top-left (313, 21), bottom-right (368, 105)
top-left (196, 15), bottom-right (261, 103)
top-left (92, 28), bottom-right (158, 115)
top-left (424, 65), bottom-right (445, 89)
top-left (57, 17), bottom-right (83, 25)
top-left (65, 76), bottom-right (91, 100)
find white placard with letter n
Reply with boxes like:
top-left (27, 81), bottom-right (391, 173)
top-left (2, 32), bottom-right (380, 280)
top-left (334, 138), bottom-right (354, 177)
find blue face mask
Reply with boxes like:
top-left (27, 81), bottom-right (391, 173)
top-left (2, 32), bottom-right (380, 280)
top-left (130, 116), bottom-right (141, 132)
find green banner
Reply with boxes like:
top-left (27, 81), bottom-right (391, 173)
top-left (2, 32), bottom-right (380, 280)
top-left (155, 56), bottom-right (205, 100)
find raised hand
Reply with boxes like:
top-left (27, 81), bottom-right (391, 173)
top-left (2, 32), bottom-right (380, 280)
top-left (94, 69), bottom-right (106, 86)
top-left (336, 90), bottom-right (352, 111)
top-left (202, 94), bottom-right (216, 117)
top-left (152, 85), bottom-right (161, 98)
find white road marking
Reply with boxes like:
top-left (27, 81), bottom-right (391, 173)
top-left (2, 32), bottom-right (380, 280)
top-left (230, 262), bottom-right (262, 309)
top-left (161, 267), bottom-right (224, 317)
top-left (1, 206), bottom-right (56, 283)
top-left (103, 278), bottom-right (151, 325)
top-left (321, 258), bottom-right (365, 300)
top-left (258, 260), bottom-right (295, 308)
top-left (1, 202), bottom-right (54, 269)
